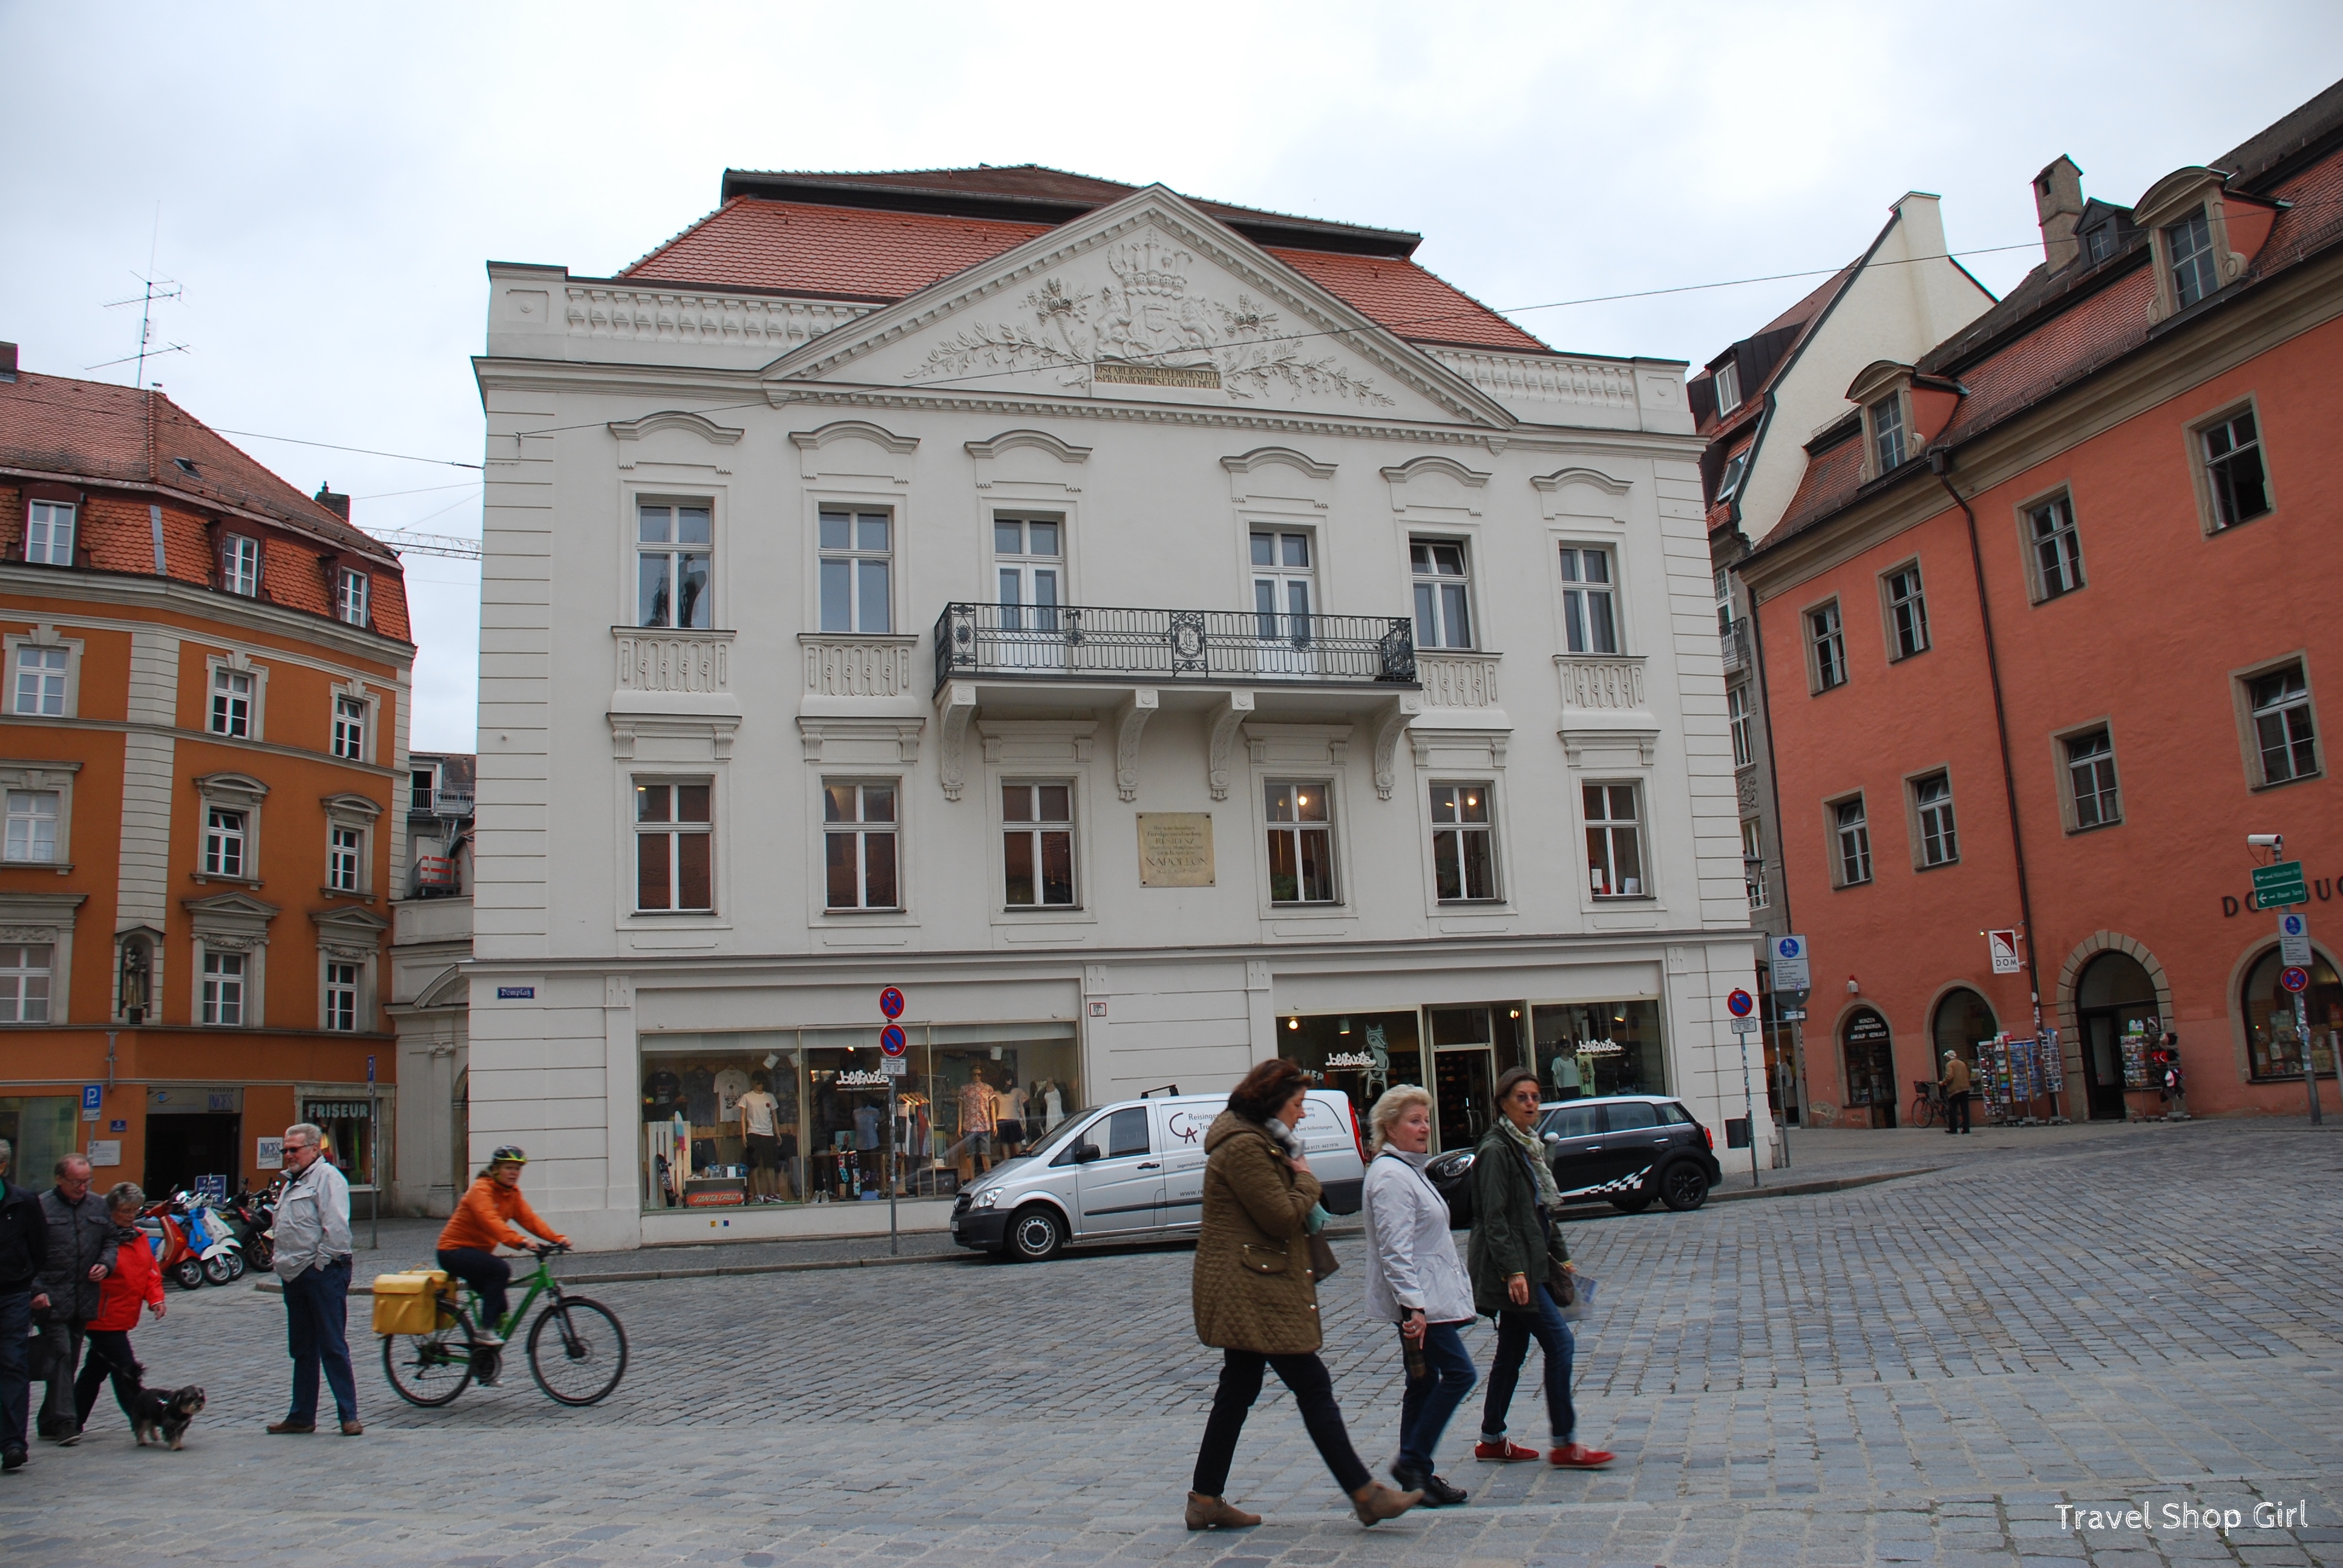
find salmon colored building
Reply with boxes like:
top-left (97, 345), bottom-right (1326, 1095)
top-left (0, 348), bottom-right (413, 1197)
top-left (1738, 83), bottom-right (2343, 1125)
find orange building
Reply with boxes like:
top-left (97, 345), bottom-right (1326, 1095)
top-left (0, 347), bottom-right (413, 1197)
top-left (1738, 84), bottom-right (2343, 1125)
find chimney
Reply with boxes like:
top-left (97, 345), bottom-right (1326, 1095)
top-left (313, 482), bottom-right (350, 521)
top-left (2034, 155), bottom-right (2085, 273)
top-left (0, 342), bottom-right (16, 384)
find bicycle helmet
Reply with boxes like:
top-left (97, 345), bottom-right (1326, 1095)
top-left (488, 1145), bottom-right (529, 1166)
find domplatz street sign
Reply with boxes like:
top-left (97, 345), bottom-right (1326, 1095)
top-left (2254, 861), bottom-right (2309, 908)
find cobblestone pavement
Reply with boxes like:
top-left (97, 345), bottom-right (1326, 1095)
top-left (7, 1117), bottom-right (2341, 1566)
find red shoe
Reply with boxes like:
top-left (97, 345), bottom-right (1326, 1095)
top-left (1473, 1439), bottom-right (1539, 1463)
top-left (1549, 1443), bottom-right (1614, 1468)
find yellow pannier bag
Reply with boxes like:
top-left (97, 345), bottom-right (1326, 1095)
top-left (370, 1270), bottom-right (451, 1336)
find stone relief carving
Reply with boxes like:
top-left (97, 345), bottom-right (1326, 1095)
top-left (911, 239), bottom-right (1394, 407)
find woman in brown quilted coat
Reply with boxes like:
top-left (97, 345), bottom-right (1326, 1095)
top-left (1184, 1057), bottom-right (1420, 1531)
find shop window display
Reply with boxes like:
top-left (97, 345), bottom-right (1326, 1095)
top-left (1280, 1011), bottom-right (1424, 1130)
top-left (1531, 1000), bottom-right (1665, 1100)
top-left (2243, 949), bottom-right (2342, 1081)
top-left (0, 1096), bottom-right (76, 1190)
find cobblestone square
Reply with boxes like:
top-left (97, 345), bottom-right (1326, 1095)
top-left (6, 1119), bottom-right (2341, 1566)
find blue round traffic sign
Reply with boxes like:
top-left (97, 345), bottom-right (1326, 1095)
top-left (879, 987), bottom-right (905, 1019)
top-left (2282, 913), bottom-right (2307, 937)
top-left (880, 1024), bottom-right (907, 1056)
top-left (1726, 988), bottom-right (1755, 1018)
top-left (2281, 965), bottom-right (2311, 994)
top-left (1775, 937), bottom-right (1802, 959)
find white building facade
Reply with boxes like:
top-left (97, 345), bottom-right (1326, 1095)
top-left (471, 174), bottom-right (1762, 1249)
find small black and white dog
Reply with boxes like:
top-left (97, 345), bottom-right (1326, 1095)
top-left (129, 1385), bottom-right (206, 1450)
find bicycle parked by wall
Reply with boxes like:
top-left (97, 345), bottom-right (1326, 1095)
top-left (381, 1244), bottom-right (627, 1408)
top-left (1908, 1079), bottom-right (1945, 1129)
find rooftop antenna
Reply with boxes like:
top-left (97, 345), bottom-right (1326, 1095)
top-left (91, 205), bottom-right (188, 387)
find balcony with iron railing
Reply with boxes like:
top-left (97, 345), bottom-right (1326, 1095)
top-left (932, 603), bottom-right (1417, 694)
top-left (1720, 616), bottom-right (1751, 675)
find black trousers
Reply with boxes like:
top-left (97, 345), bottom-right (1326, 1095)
top-left (34, 1319), bottom-right (84, 1438)
top-left (1191, 1348), bottom-right (1372, 1498)
top-left (1944, 1090), bottom-right (1971, 1133)
top-left (436, 1248), bottom-right (512, 1333)
top-left (73, 1330), bottom-right (142, 1429)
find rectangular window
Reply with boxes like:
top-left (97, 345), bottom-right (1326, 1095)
top-left (204, 809), bottom-right (246, 878)
top-left (1714, 453), bottom-right (1748, 503)
top-left (24, 501), bottom-right (74, 566)
top-left (410, 766), bottom-right (437, 812)
top-left (1409, 540), bottom-right (1473, 650)
top-left (637, 504), bottom-right (712, 629)
top-left (1557, 547), bottom-right (1618, 655)
top-left (1835, 797), bottom-right (1873, 886)
top-left (201, 950), bottom-right (244, 1026)
top-left (1809, 602), bottom-right (1847, 691)
top-left (634, 781), bottom-right (713, 911)
top-left (332, 696), bottom-right (366, 761)
top-left (336, 568), bottom-right (369, 627)
top-left (1884, 564), bottom-right (1930, 658)
top-left (323, 961), bottom-right (359, 1032)
top-left (1728, 682), bottom-right (1754, 768)
top-left (823, 782), bottom-right (900, 910)
top-left (13, 645), bottom-right (67, 716)
top-left (221, 535), bottom-right (260, 597)
top-left (1429, 783), bottom-right (1497, 903)
top-left (819, 508), bottom-right (892, 634)
top-left (2203, 410), bottom-right (2270, 529)
top-left (1264, 782), bottom-right (1335, 904)
top-left (0, 944), bottom-right (53, 1022)
top-left (2250, 665), bottom-right (2319, 785)
top-left (1913, 773), bottom-right (1958, 867)
top-left (1870, 396), bottom-right (1906, 471)
top-left (1002, 782), bottom-right (1075, 907)
top-left (1742, 818), bottom-right (1768, 910)
top-left (994, 517), bottom-right (1062, 634)
top-left (3, 790), bottom-right (58, 863)
top-left (1250, 530), bottom-right (1314, 645)
top-left (211, 667), bottom-right (252, 737)
top-left (2066, 730), bottom-right (2120, 828)
top-left (2166, 209), bottom-right (2218, 309)
top-left (1583, 783), bottom-right (1645, 898)
top-left (328, 826), bottom-right (362, 892)
top-left (2029, 496), bottom-right (2084, 598)
top-left (1713, 358), bottom-right (1741, 414)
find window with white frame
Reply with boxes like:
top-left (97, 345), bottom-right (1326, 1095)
top-left (2166, 209), bottom-right (2219, 309)
top-left (1913, 773), bottom-right (1958, 867)
top-left (336, 568), bottom-right (369, 627)
top-left (1250, 530), bottom-right (1314, 644)
top-left (204, 809), bottom-right (248, 878)
top-left (637, 503), bottom-right (712, 629)
top-left (1728, 682), bottom-right (1755, 769)
top-left (1264, 782), bottom-right (1335, 905)
top-left (1713, 358), bottom-right (1741, 414)
top-left (1833, 797), bottom-right (1873, 886)
top-left (1714, 452), bottom-right (1748, 503)
top-left (820, 508), bottom-right (893, 634)
top-left (2249, 664), bottom-right (2319, 785)
top-left (1742, 818), bottom-right (1768, 910)
top-left (1558, 546), bottom-right (1618, 655)
top-left (2202, 410), bottom-right (2271, 529)
top-left (211, 666), bottom-right (253, 737)
top-left (1884, 564), bottom-right (1930, 659)
top-left (327, 826), bottom-right (362, 893)
top-left (323, 961), bottom-right (361, 1032)
top-left (1002, 782), bottom-right (1076, 907)
top-left (992, 516), bottom-right (1061, 633)
top-left (634, 780), bottom-right (713, 912)
top-left (2066, 730), bottom-right (2120, 828)
top-left (4, 790), bottom-right (59, 863)
top-left (0, 944), bottom-right (53, 1022)
top-left (1582, 783), bottom-right (1645, 898)
top-left (1409, 540), bottom-right (1473, 650)
top-left (13, 645), bottom-right (67, 716)
top-left (823, 781), bottom-right (899, 910)
top-left (200, 949), bottom-right (245, 1025)
top-left (1428, 783), bottom-right (1498, 903)
top-left (2029, 495), bottom-right (2084, 598)
top-left (1809, 602), bottom-right (1847, 691)
top-left (1870, 396), bottom-right (1907, 471)
top-left (221, 535), bottom-right (260, 597)
top-left (24, 501), bottom-right (74, 566)
top-left (332, 695), bottom-right (366, 761)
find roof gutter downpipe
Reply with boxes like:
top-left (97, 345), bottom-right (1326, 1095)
top-left (1931, 448), bottom-right (2046, 1035)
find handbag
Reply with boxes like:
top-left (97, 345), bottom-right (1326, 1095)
top-left (1307, 1232), bottom-right (1340, 1279)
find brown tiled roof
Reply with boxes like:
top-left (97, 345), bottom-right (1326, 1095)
top-left (1263, 248), bottom-right (1548, 352)
top-left (1692, 260), bottom-right (1860, 441)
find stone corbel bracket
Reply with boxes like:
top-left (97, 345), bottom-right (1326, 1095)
top-left (1374, 693), bottom-right (1424, 800)
top-left (936, 682), bottom-right (978, 800)
top-left (1114, 688), bottom-right (1159, 802)
top-left (1207, 690), bottom-right (1256, 800)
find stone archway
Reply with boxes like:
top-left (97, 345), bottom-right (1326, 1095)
top-left (2054, 932), bottom-right (2175, 1031)
top-left (2056, 932), bottom-right (2174, 1122)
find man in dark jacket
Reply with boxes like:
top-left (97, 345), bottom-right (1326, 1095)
top-left (34, 1155), bottom-right (116, 1446)
top-left (0, 1138), bottom-right (47, 1472)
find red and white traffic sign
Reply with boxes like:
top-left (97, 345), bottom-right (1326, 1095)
top-left (2281, 965), bottom-right (2312, 994)
top-left (879, 986), bottom-right (905, 1019)
top-left (1726, 988), bottom-right (1755, 1018)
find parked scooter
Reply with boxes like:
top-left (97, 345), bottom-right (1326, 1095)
top-left (136, 1197), bottom-right (205, 1291)
top-left (182, 1192), bottom-right (245, 1285)
top-left (222, 1183), bottom-right (275, 1273)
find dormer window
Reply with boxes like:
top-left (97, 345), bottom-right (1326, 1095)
top-left (336, 567), bottom-right (369, 627)
top-left (1713, 359), bottom-right (1741, 415)
top-left (2166, 209), bottom-right (2218, 309)
top-left (1870, 396), bottom-right (1907, 472)
top-left (172, 457), bottom-right (200, 479)
top-left (2085, 225), bottom-right (2117, 265)
top-left (221, 534), bottom-right (260, 597)
top-left (1715, 454), bottom-right (1748, 503)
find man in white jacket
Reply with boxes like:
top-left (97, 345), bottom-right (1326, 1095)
top-left (267, 1123), bottom-right (359, 1437)
top-left (1360, 1086), bottom-right (1476, 1506)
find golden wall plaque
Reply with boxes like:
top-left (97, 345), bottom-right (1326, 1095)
top-left (1136, 812), bottom-right (1214, 886)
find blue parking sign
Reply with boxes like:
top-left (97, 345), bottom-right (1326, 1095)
top-left (81, 1084), bottom-right (102, 1121)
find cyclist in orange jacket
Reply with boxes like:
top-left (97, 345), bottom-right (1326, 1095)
top-left (436, 1146), bottom-right (568, 1354)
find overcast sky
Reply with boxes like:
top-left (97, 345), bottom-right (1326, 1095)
top-left (7, 3), bottom-right (2338, 751)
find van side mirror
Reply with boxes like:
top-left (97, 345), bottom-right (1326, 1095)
top-left (1073, 1143), bottom-right (1103, 1164)
top-left (1542, 1131), bottom-right (1561, 1145)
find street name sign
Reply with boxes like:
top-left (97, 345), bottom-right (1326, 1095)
top-left (2254, 861), bottom-right (2309, 908)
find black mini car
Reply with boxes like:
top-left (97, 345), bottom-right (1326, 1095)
top-left (1423, 1094), bottom-right (1722, 1226)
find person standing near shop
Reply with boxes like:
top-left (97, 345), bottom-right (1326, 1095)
top-left (1185, 1057), bottom-right (1420, 1531)
top-left (1470, 1069), bottom-right (1611, 1470)
top-left (269, 1123), bottom-right (360, 1437)
top-left (1939, 1050), bottom-right (1973, 1135)
top-left (1361, 1085), bottom-right (1475, 1507)
top-left (34, 1154), bottom-right (116, 1447)
top-left (0, 1140), bottom-right (45, 1472)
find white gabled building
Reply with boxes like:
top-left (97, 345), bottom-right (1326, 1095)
top-left (469, 166), bottom-right (1761, 1249)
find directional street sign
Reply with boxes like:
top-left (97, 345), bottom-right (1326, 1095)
top-left (2254, 861), bottom-right (2310, 908)
top-left (1771, 935), bottom-right (1810, 991)
top-left (2279, 910), bottom-right (2313, 967)
top-left (2281, 965), bottom-right (2311, 995)
top-left (1726, 988), bottom-right (1755, 1018)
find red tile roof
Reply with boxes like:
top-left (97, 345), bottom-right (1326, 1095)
top-left (1265, 247), bottom-right (1547, 352)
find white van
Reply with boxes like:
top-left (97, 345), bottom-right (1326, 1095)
top-left (949, 1088), bottom-right (1367, 1261)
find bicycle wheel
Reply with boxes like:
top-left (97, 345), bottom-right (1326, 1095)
top-left (382, 1305), bottom-right (478, 1408)
top-left (1910, 1094), bottom-right (1935, 1128)
top-left (527, 1295), bottom-right (628, 1406)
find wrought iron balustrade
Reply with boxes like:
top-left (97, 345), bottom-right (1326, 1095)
top-left (934, 602), bottom-right (1416, 693)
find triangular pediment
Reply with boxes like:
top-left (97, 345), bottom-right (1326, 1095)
top-left (762, 188), bottom-right (1512, 428)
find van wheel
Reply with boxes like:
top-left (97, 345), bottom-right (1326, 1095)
top-left (1007, 1206), bottom-right (1065, 1262)
top-left (1657, 1161), bottom-right (1709, 1212)
top-left (1610, 1194), bottom-right (1653, 1214)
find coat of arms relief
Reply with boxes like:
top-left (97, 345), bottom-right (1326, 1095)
top-left (909, 237), bottom-right (1394, 407)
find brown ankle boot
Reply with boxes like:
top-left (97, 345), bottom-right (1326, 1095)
top-left (1185, 1491), bottom-right (1261, 1530)
top-left (1351, 1481), bottom-right (1421, 1525)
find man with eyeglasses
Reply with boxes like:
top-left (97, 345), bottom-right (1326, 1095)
top-left (268, 1123), bottom-right (360, 1437)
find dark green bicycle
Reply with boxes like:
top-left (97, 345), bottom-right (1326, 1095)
top-left (382, 1244), bottom-right (628, 1408)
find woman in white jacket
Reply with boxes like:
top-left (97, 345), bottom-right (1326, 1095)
top-left (1361, 1085), bottom-right (1478, 1507)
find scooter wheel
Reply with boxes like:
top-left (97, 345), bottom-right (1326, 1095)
top-left (171, 1259), bottom-right (206, 1290)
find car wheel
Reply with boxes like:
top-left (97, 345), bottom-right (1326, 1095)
top-left (1007, 1205), bottom-right (1066, 1262)
top-left (1610, 1194), bottom-right (1654, 1214)
top-left (1657, 1160), bottom-right (1709, 1212)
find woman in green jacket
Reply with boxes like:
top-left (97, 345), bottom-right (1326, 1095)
top-left (1466, 1067), bottom-right (1613, 1469)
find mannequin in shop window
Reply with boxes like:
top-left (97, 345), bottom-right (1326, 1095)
top-left (997, 1077), bottom-right (1029, 1157)
top-left (957, 1068), bottom-right (1000, 1181)
top-left (735, 1071), bottom-right (793, 1203)
top-left (1040, 1077), bottom-right (1066, 1131)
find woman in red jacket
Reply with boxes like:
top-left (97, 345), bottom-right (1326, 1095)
top-left (75, 1183), bottom-right (165, 1434)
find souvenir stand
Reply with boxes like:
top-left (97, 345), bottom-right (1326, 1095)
top-left (2120, 1028), bottom-right (2156, 1120)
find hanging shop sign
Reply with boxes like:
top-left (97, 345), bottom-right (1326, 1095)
top-left (1988, 930), bottom-right (2022, 975)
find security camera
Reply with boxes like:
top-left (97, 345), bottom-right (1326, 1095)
top-left (2247, 834), bottom-right (2282, 848)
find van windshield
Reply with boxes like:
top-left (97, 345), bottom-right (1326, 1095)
top-left (1021, 1111), bottom-right (1098, 1165)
